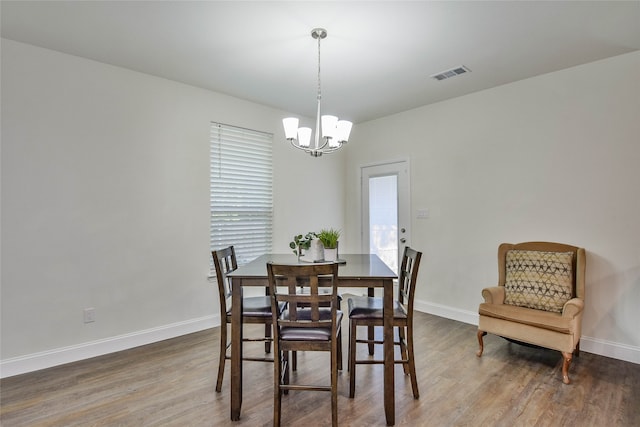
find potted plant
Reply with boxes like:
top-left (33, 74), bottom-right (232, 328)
top-left (317, 228), bottom-right (341, 261)
top-left (289, 232), bottom-right (317, 261)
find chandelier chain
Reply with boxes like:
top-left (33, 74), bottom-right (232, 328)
top-left (317, 33), bottom-right (322, 102)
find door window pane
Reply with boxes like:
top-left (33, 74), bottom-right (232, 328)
top-left (369, 175), bottom-right (398, 273)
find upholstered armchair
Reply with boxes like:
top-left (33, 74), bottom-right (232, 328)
top-left (476, 242), bottom-right (586, 384)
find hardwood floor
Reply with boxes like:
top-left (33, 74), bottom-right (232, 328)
top-left (2, 310), bottom-right (639, 426)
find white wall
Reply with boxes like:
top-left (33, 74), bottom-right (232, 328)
top-left (2, 39), bottom-right (638, 377)
top-left (0, 39), bottom-right (346, 376)
top-left (344, 51), bottom-right (640, 363)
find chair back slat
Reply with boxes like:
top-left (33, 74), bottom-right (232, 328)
top-left (212, 246), bottom-right (238, 314)
top-left (267, 262), bottom-right (339, 331)
top-left (398, 247), bottom-right (422, 317)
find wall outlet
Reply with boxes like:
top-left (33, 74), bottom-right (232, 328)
top-left (83, 307), bottom-right (96, 323)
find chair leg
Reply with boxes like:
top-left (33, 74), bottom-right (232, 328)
top-left (337, 329), bottom-right (343, 371)
top-left (349, 319), bottom-right (357, 398)
top-left (398, 326), bottom-right (409, 375)
top-left (265, 322), bottom-right (272, 353)
top-left (406, 323), bottom-right (419, 398)
top-left (476, 330), bottom-right (486, 357)
top-left (331, 337), bottom-right (338, 427)
top-left (292, 351), bottom-right (297, 371)
top-left (367, 325), bottom-right (375, 355)
top-left (347, 322), bottom-right (351, 372)
top-left (283, 351), bottom-right (290, 395)
top-left (561, 351), bottom-right (572, 384)
top-left (366, 288), bottom-right (376, 355)
top-left (274, 348), bottom-right (282, 426)
top-left (215, 323), bottom-right (227, 392)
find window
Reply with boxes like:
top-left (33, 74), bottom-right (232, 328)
top-left (210, 122), bottom-right (273, 265)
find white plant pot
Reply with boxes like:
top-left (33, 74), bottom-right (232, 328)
top-left (307, 239), bottom-right (325, 262)
top-left (324, 248), bottom-right (338, 261)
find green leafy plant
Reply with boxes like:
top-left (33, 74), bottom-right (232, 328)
top-left (317, 228), bottom-right (341, 249)
top-left (289, 232), bottom-right (317, 255)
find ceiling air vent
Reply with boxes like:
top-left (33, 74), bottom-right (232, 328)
top-left (431, 65), bottom-right (471, 81)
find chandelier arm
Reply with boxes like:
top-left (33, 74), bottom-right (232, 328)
top-left (316, 138), bottom-right (329, 151)
top-left (290, 140), bottom-right (342, 156)
top-left (323, 142), bottom-right (343, 153)
top-left (290, 139), bottom-right (312, 152)
top-left (291, 138), bottom-right (331, 152)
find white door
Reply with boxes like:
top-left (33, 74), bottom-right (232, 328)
top-left (361, 160), bottom-right (410, 274)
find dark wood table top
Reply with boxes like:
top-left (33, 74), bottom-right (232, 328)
top-left (227, 253), bottom-right (397, 283)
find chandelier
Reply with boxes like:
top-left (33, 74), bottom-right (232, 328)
top-left (283, 28), bottom-right (353, 157)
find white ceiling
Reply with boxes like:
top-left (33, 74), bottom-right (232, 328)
top-left (2, 1), bottom-right (639, 124)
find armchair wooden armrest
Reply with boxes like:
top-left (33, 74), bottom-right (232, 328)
top-left (481, 286), bottom-right (505, 305)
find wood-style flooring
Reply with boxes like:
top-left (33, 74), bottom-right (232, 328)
top-left (2, 311), bottom-right (639, 426)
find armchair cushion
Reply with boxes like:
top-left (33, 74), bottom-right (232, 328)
top-left (504, 250), bottom-right (573, 313)
top-left (479, 302), bottom-right (572, 334)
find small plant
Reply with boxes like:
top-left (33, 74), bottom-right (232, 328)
top-left (317, 228), bottom-right (341, 249)
top-left (289, 232), bottom-right (317, 256)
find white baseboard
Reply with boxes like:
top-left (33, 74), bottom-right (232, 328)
top-left (579, 336), bottom-right (640, 364)
top-left (414, 299), bottom-right (479, 325)
top-left (414, 298), bottom-right (640, 365)
top-left (0, 315), bottom-right (219, 379)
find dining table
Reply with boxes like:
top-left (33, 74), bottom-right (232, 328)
top-left (226, 253), bottom-right (398, 425)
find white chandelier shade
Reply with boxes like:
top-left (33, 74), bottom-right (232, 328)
top-left (283, 28), bottom-right (353, 157)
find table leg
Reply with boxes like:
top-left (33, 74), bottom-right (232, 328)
top-left (230, 281), bottom-right (243, 420)
top-left (383, 278), bottom-right (395, 425)
top-left (367, 287), bottom-right (375, 355)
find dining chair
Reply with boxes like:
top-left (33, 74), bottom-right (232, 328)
top-left (267, 262), bottom-right (342, 427)
top-left (347, 246), bottom-right (422, 399)
top-left (212, 246), bottom-right (283, 392)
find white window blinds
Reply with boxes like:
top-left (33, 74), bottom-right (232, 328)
top-left (210, 122), bottom-right (273, 265)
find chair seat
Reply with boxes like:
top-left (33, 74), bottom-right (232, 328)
top-left (281, 323), bottom-right (341, 341)
top-left (479, 302), bottom-right (571, 333)
top-left (347, 296), bottom-right (406, 320)
top-left (280, 309), bottom-right (343, 341)
top-left (227, 296), bottom-right (285, 318)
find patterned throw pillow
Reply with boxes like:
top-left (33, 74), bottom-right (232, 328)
top-left (504, 250), bottom-right (573, 313)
